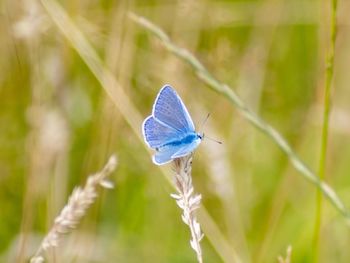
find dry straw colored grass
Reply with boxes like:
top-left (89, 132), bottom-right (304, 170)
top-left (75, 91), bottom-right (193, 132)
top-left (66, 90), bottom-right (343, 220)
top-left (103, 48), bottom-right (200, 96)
top-left (171, 156), bottom-right (204, 263)
top-left (30, 155), bottom-right (117, 263)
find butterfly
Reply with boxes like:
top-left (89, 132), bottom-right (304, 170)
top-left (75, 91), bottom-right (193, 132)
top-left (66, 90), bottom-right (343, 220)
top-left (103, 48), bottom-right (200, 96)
top-left (142, 85), bottom-right (203, 165)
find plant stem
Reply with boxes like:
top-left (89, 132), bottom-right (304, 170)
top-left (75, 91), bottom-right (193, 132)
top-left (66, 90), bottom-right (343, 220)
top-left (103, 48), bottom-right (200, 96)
top-left (129, 12), bottom-right (350, 221)
top-left (172, 157), bottom-right (204, 263)
top-left (313, 0), bottom-right (338, 260)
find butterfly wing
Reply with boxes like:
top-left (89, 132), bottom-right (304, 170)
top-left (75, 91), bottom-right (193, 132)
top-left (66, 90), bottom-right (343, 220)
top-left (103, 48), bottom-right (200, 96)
top-left (143, 85), bottom-right (201, 165)
top-left (142, 116), bottom-right (181, 148)
top-left (171, 138), bottom-right (201, 158)
top-left (153, 85), bottom-right (195, 133)
top-left (153, 145), bottom-right (184, 165)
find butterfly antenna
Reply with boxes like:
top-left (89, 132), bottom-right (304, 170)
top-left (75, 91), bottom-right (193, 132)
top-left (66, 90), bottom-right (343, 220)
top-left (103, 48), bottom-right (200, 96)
top-left (204, 135), bottom-right (223, 145)
top-left (199, 113), bottom-right (210, 133)
top-left (198, 113), bottom-right (222, 144)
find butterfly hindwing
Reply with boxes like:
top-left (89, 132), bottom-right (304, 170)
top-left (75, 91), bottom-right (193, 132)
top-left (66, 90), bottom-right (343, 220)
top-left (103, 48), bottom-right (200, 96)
top-left (153, 145), bottom-right (184, 165)
top-left (153, 85), bottom-right (195, 133)
top-left (142, 116), bottom-right (181, 148)
top-left (171, 139), bottom-right (201, 158)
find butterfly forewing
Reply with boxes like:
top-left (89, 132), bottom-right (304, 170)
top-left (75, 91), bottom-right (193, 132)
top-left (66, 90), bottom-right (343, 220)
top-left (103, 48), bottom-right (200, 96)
top-left (143, 116), bottom-right (180, 148)
top-left (153, 86), bottom-right (195, 132)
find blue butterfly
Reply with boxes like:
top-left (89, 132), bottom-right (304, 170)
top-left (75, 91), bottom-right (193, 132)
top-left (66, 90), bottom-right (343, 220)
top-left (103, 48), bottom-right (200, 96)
top-left (142, 85), bottom-right (203, 165)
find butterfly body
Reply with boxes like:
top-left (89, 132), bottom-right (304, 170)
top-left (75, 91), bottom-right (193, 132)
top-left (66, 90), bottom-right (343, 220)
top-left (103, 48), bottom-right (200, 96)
top-left (158, 133), bottom-right (201, 149)
top-left (142, 85), bottom-right (202, 165)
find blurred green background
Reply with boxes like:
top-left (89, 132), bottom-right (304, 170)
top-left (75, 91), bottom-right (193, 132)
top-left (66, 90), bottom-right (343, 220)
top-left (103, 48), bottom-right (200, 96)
top-left (1, 0), bottom-right (350, 262)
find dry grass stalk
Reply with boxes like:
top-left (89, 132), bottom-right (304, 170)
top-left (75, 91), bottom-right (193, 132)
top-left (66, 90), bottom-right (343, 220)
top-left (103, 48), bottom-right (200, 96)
top-left (171, 155), bottom-right (204, 263)
top-left (277, 245), bottom-right (292, 263)
top-left (30, 155), bottom-right (118, 263)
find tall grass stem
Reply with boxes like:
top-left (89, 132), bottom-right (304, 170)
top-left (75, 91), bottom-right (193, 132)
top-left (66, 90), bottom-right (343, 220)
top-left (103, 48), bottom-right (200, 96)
top-left (313, 0), bottom-right (338, 259)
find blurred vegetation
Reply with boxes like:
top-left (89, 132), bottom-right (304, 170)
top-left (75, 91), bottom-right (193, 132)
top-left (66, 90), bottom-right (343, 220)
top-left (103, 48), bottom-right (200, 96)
top-left (0, 0), bottom-right (350, 262)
